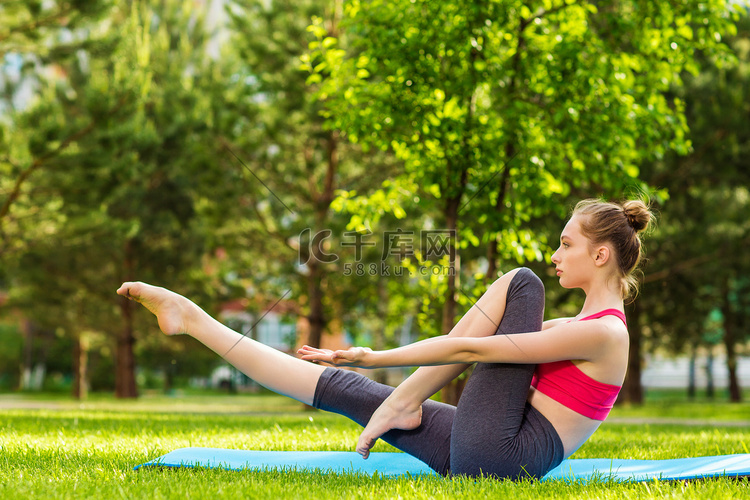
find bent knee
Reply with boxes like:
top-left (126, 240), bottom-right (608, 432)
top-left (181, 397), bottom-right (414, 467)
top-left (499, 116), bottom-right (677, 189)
top-left (511, 267), bottom-right (543, 287)
top-left (493, 267), bottom-right (542, 289)
top-left (503, 267), bottom-right (545, 304)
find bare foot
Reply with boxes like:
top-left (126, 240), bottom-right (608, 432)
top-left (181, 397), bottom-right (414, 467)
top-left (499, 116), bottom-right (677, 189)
top-left (357, 398), bottom-right (422, 459)
top-left (116, 282), bottom-right (203, 336)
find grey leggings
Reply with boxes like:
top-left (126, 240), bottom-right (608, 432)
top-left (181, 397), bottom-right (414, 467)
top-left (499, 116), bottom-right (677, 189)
top-left (312, 268), bottom-right (564, 480)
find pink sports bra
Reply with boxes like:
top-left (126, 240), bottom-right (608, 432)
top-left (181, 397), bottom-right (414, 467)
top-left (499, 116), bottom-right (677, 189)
top-left (530, 309), bottom-right (626, 421)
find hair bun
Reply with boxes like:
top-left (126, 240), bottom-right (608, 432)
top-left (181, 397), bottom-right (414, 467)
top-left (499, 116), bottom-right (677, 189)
top-left (622, 200), bottom-right (652, 233)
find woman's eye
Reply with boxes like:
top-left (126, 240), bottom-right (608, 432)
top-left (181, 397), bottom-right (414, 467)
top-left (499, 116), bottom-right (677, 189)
top-left (562, 243), bottom-right (569, 248)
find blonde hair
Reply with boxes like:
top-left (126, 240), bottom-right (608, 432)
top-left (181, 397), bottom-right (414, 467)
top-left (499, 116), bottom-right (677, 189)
top-left (572, 199), bottom-right (654, 299)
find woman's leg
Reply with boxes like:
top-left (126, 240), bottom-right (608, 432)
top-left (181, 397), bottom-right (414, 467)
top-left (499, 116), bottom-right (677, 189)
top-left (117, 270), bottom-right (559, 477)
top-left (450, 268), bottom-right (563, 479)
top-left (118, 281), bottom-right (453, 473)
top-left (350, 267), bottom-right (530, 458)
top-left (313, 368), bottom-right (455, 474)
top-left (117, 282), bottom-right (324, 405)
top-left (312, 267), bottom-right (535, 475)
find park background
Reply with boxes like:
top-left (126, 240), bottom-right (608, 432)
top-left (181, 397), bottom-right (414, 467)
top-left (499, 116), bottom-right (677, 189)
top-left (1, 0), bottom-right (749, 410)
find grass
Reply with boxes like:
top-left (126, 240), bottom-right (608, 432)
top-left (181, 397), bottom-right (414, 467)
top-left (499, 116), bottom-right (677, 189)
top-left (0, 392), bottom-right (749, 499)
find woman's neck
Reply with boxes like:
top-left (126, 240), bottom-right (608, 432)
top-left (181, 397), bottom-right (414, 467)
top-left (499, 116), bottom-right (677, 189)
top-left (579, 279), bottom-right (624, 316)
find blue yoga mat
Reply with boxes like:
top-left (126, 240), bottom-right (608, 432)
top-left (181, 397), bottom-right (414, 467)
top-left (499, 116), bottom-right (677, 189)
top-left (135, 447), bottom-right (750, 482)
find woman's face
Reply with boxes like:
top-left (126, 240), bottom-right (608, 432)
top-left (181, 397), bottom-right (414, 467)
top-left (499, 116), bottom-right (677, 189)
top-left (550, 215), bottom-right (597, 290)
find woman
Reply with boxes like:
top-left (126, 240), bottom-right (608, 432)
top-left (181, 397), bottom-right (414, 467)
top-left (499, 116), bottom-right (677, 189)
top-left (117, 198), bottom-right (652, 480)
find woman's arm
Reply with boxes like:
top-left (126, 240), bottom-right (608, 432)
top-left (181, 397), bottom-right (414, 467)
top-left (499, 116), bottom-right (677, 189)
top-left (301, 269), bottom-right (524, 395)
top-left (299, 336), bottom-right (475, 367)
top-left (299, 317), bottom-right (624, 368)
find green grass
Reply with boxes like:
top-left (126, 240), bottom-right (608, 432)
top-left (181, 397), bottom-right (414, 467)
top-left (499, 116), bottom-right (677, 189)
top-left (1, 393), bottom-right (749, 499)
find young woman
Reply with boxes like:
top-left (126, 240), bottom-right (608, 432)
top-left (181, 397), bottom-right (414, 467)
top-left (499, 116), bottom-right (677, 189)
top-left (117, 198), bottom-right (652, 480)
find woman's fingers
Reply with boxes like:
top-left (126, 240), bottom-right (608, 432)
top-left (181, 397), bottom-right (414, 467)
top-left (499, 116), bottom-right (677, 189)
top-left (297, 346), bottom-right (349, 365)
top-left (297, 346), bottom-right (368, 366)
top-left (297, 346), bottom-right (331, 359)
top-left (297, 345), bottom-right (329, 355)
top-left (298, 352), bottom-right (333, 363)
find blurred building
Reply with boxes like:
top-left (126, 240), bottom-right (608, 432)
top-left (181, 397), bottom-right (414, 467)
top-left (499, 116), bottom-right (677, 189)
top-left (641, 353), bottom-right (750, 390)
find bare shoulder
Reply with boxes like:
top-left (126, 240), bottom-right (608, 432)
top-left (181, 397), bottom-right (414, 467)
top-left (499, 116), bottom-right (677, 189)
top-left (573, 316), bottom-right (630, 382)
top-left (577, 316), bottom-right (629, 363)
top-left (542, 317), bottom-right (574, 330)
top-left (482, 316), bottom-right (627, 364)
top-left (600, 315), bottom-right (630, 347)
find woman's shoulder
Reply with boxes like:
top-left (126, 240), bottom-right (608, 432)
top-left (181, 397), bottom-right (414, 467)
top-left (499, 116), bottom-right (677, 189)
top-left (542, 317), bottom-right (574, 330)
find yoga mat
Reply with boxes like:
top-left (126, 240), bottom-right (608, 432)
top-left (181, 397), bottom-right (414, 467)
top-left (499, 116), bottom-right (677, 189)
top-left (136, 447), bottom-right (750, 482)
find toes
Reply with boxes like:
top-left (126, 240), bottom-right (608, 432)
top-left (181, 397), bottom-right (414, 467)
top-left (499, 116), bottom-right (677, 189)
top-left (357, 435), bottom-right (376, 459)
top-left (116, 282), bottom-right (145, 300)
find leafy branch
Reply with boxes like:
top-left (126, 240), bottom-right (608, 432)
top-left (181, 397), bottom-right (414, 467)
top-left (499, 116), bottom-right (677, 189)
top-left (0, 4), bottom-right (75, 44)
top-left (0, 97), bottom-right (128, 224)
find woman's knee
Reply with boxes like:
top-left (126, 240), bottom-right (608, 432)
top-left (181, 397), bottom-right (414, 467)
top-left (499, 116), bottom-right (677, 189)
top-left (509, 267), bottom-right (544, 293)
top-left (497, 268), bottom-right (545, 331)
top-left (493, 267), bottom-right (544, 298)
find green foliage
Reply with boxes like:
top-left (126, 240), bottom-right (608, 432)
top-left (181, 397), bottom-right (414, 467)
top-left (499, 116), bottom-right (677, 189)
top-left (0, 0), bottom-right (747, 399)
top-left (314, 0), bottom-right (737, 220)
top-left (0, 1), bottom-right (112, 60)
top-left (638, 13), bottom-right (750, 357)
top-left (305, 0), bottom-right (739, 338)
top-left (224, 0), bottom-right (411, 353)
top-left (0, 0), bottom-right (241, 392)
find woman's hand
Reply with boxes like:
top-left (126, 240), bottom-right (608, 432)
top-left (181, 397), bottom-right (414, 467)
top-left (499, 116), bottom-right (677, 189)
top-left (297, 345), bottom-right (373, 367)
top-left (356, 397), bottom-right (422, 459)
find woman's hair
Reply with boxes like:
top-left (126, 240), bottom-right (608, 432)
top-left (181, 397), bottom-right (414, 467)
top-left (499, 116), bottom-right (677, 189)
top-left (572, 198), bottom-right (654, 299)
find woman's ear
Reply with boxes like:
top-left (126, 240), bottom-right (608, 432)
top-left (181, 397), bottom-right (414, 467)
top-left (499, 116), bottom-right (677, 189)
top-left (594, 245), bottom-right (610, 267)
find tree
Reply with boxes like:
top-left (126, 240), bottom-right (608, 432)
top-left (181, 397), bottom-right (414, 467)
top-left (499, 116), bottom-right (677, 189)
top-left (310, 0), bottom-right (736, 403)
top-left (632, 13), bottom-right (750, 403)
top-left (223, 0), bottom-right (400, 351)
top-left (1, 0), bottom-right (116, 394)
top-left (1, 0), bottom-right (237, 397)
top-left (0, 0), bottom-right (113, 227)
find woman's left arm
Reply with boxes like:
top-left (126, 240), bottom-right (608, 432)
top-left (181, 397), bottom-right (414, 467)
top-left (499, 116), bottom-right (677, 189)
top-left (299, 336), bottom-right (479, 367)
top-left (299, 318), bottom-right (622, 367)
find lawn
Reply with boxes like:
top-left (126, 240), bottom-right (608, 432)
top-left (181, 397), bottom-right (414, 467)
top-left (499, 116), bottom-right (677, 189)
top-left (0, 392), bottom-right (748, 499)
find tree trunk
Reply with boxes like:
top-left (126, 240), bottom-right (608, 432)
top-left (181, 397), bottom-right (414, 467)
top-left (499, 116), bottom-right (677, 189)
top-left (19, 319), bottom-right (33, 391)
top-left (441, 196), bottom-right (460, 338)
top-left (164, 364), bottom-right (175, 394)
top-left (116, 295), bottom-right (138, 398)
top-left (373, 277), bottom-right (389, 385)
top-left (72, 333), bottom-right (88, 400)
top-left (724, 333), bottom-right (741, 402)
top-left (687, 343), bottom-right (696, 400)
top-left (306, 259), bottom-right (326, 348)
top-left (304, 128), bottom-right (338, 349)
top-left (116, 240), bottom-right (138, 398)
top-left (706, 349), bottom-right (715, 399)
top-left (721, 280), bottom-right (742, 402)
top-left (440, 196), bottom-right (461, 405)
top-left (622, 300), bottom-right (644, 404)
top-left (485, 144), bottom-right (513, 285)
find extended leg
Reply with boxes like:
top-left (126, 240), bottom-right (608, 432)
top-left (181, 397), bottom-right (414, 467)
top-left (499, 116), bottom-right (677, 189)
top-left (117, 282), bottom-right (324, 405)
